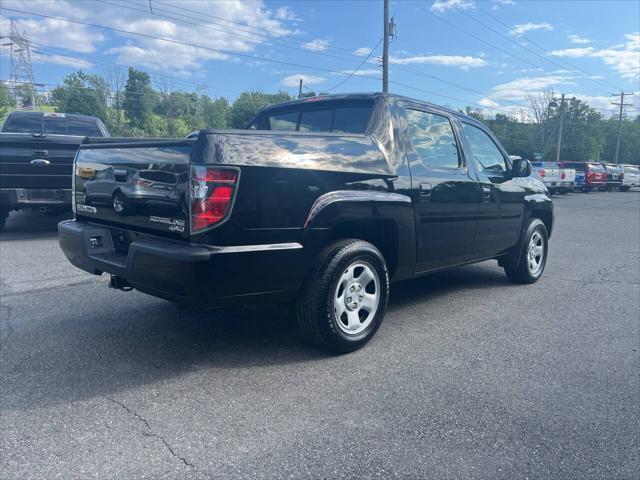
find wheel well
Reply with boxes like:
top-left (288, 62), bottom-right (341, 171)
top-left (530, 209), bottom-right (553, 238)
top-left (327, 219), bottom-right (399, 277)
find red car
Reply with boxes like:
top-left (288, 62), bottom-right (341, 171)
top-left (561, 162), bottom-right (607, 192)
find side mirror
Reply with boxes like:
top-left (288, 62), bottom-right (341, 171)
top-left (511, 158), bottom-right (531, 178)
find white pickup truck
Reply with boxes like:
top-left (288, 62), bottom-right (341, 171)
top-left (559, 165), bottom-right (576, 194)
top-left (530, 162), bottom-right (562, 195)
top-left (621, 164), bottom-right (640, 191)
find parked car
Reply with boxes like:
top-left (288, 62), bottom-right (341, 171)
top-left (559, 166), bottom-right (576, 194)
top-left (602, 163), bottom-right (624, 191)
top-left (59, 93), bottom-right (553, 353)
top-left (530, 162), bottom-right (561, 195)
top-left (621, 164), bottom-right (640, 191)
top-left (0, 111), bottom-right (110, 231)
top-left (561, 162), bottom-right (607, 192)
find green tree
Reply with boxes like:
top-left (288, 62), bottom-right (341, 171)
top-left (202, 97), bottom-right (230, 129)
top-left (123, 67), bottom-right (156, 130)
top-left (50, 71), bottom-right (109, 119)
top-left (0, 83), bottom-right (15, 117)
top-left (229, 91), bottom-right (292, 128)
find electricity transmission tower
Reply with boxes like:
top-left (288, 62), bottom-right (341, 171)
top-left (0, 18), bottom-right (37, 109)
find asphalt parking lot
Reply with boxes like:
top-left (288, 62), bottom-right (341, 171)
top-left (1, 191), bottom-right (638, 479)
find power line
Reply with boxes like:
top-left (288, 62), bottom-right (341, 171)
top-left (326, 39), bottom-right (382, 92)
top-left (393, 64), bottom-right (529, 110)
top-left (0, 6), bottom-right (529, 117)
top-left (411, 1), bottom-right (615, 98)
top-left (27, 40), bottom-right (241, 99)
top-left (466, 5), bottom-right (623, 93)
top-left (148, 0), bottom-right (366, 58)
top-left (95, 0), bottom-right (366, 65)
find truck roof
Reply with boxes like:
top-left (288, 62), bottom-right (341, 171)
top-left (257, 92), bottom-right (475, 121)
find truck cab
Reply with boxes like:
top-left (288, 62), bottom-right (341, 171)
top-left (59, 93), bottom-right (552, 353)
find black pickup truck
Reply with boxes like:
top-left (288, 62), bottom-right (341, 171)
top-left (59, 93), bottom-right (553, 352)
top-left (0, 111), bottom-right (110, 230)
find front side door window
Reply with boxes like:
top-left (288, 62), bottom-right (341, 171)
top-left (460, 123), bottom-right (506, 175)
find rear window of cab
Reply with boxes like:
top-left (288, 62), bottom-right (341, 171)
top-left (249, 101), bottom-right (373, 134)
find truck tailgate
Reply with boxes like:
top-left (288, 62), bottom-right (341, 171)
top-left (74, 141), bottom-right (192, 238)
top-left (0, 133), bottom-right (85, 189)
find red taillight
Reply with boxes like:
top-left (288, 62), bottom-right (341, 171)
top-left (190, 166), bottom-right (239, 233)
top-left (539, 169), bottom-right (546, 178)
top-left (561, 171), bottom-right (566, 180)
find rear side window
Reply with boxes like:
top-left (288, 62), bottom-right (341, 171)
top-left (44, 117), bottom-right (67, 134)
top-left (2, 115), bottom-right (42, 133)
top-left (269, 111), bottom-right (299, 131)
top-left (68, 119), bottom-right (103, 137)
top-left (405, 109), bottom-right (460, 170)
top-left (332, 106), bottom-right (372, 134)
top-left (299, 109), bottom-right (332, 132)
top-left (461, 123), bottom-right (507, 173)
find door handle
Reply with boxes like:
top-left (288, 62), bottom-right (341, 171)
top-left (420, 183), bottom-right (432, 193)
top-left (33, 149), bottom-right (48, 156)
top-left (30, 158), bottom-right (50, 166)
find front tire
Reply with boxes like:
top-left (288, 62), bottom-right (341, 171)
top-left (295, 239), bottom-right (389, 353)
top-left (504, 218), bottom-right (549, 284)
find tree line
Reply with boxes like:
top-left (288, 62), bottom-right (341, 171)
top-left (1, 67), bottom-right (638, 163)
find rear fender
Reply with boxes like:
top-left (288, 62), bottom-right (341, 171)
top-left (303, 190), bottom-right (415, 281)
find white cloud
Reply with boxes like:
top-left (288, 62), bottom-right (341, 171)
top-left (280, 74), bottom-right (326, 88)
top-left (479, 75), bottom-right (575, 110)
top-left (353, 47), bottom-right (373, 57)
top-left (479, 97), bottom-right (500, 108)
top-left (492, 0), bottom-right (515, 10)
top-left (549, 47), bottom-right (596, 58)
top-left (569, 34), bottom-right (591, 44)
top-left (0, 16), bottom-right (104, 53)
top-left (301, 39), bottom-right (330, 52)
top-left (390, 54), bottom-right (487, 69)
top-left (552, 33), bottom-right (639, 79)
top-left (430, 0), bottom-right (475, 13)
top-left (274, 7), bottom-right (301, 22)
top-left (1, 0), bottom-right (301, 77)
top-left (510, 22), bottom-right (553, 36)
top-left (31, 52), bottom-right (93, 69)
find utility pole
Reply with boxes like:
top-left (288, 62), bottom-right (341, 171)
top-left (555, 93), bottom-right (566, 163)
top-left (611, 91), bottom-right (634, 164)
top-left (382, 0), bottom-right (389, 93)
top-left (298, 78), bottom-right (303, 99)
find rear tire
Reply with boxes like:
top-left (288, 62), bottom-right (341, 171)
top-left (295, 239), bottom-right (389, 353)
top-left (504, 218), bottom-right (548, 284)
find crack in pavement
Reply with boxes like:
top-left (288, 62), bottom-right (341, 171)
top-left (106, 396), bottom-right (197, 471)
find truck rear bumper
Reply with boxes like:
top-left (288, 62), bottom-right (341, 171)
top-left (58, 220), bottom-right (308, 306)
top-left (0, 188), bottom-right (72, 209)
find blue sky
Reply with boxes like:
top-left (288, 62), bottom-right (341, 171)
top-left (1, 0), bottom-right (639, 118)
